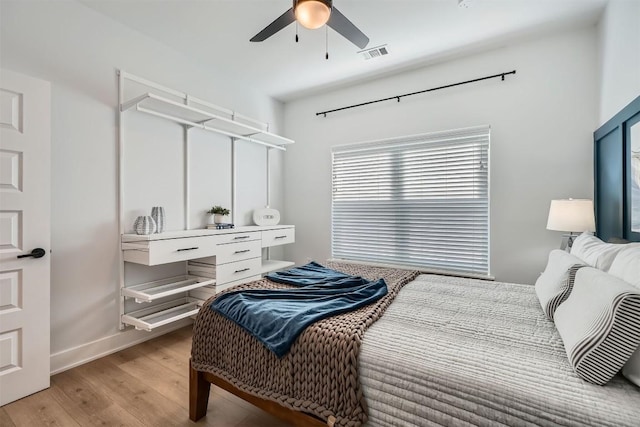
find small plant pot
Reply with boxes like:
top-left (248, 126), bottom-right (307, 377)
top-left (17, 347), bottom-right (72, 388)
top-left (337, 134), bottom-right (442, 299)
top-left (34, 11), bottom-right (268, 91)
top-left (214, 214), bottom-right (229, 224)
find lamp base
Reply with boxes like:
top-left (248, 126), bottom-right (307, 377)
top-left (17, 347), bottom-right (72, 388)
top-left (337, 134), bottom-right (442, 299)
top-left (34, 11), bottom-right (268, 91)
top-left (560, 232), bottom-right (579, 252)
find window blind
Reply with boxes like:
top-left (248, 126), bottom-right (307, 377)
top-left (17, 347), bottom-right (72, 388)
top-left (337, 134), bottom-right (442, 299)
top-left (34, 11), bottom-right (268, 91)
top-left (331, 126), bottom-right (490, 276)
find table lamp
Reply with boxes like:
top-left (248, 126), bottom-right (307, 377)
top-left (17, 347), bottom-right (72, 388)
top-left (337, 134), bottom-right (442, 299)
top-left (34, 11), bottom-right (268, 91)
top-left (546, 199), bottom-right (596, 249)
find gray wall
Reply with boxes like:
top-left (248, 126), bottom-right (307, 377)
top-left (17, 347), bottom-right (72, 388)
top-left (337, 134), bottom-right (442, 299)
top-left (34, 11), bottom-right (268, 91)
top-left (597, 0), bottom-right (640, 124)
top-left (283, 27), bottom-right (599, 285)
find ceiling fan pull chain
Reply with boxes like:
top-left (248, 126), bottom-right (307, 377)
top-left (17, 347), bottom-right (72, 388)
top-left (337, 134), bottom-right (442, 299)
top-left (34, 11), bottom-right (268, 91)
top-left (325, 25), bottom-right (329, 60)
top-left (296, 22), bottom-right (299, 42)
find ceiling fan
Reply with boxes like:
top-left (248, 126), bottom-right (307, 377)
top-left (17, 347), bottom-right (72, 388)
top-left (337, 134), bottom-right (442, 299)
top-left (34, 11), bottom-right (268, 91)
top-left (250, 0), bottom-right (370, 49)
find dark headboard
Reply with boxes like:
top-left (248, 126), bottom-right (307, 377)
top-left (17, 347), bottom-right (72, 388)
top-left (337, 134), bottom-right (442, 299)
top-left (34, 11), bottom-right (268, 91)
top-left (594, 95), bottom-right (640, 242)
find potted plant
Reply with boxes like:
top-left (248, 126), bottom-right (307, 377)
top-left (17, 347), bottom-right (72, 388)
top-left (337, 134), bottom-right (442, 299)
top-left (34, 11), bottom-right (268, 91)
top-left (207, 206), bottom-right (230, 224)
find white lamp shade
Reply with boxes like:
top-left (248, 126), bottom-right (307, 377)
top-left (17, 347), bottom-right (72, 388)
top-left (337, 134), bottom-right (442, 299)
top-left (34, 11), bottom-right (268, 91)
top-left (295, 0), bottom-right (331, 29)
top-left (546, 199), bottom-right (596, 232)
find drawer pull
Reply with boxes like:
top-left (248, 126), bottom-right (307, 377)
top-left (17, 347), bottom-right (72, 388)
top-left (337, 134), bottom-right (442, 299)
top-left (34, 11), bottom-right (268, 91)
top-left (234, 249), bottom-right (250, 254)
top-left (234, 268), bottom-right (251, 274)
top-left (234, 236), bottom-right (250, 240)
top-left (177, 247), bottom-right (199, 252)
top-left (274, 235), bottom-right (288, 239)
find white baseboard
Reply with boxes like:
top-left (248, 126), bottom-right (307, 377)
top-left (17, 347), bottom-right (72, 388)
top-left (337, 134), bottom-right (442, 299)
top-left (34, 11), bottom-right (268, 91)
top-left (49, 319), bottom-right (193, 375)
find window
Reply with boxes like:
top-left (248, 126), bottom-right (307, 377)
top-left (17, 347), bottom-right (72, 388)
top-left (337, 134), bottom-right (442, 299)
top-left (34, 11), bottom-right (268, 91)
top-left (331, 126), bottom-right (490, 276)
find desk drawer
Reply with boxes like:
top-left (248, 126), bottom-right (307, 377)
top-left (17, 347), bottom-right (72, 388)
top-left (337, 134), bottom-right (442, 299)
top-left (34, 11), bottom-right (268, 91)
top-left (216, 231), bottom-right (261, 245)
top-left (262, 228), bottom-right (295, 248)
top-left (216, 257), bottom-right (261, 285)
top-left (124, 236), bottom-right (218, 266)
top-left (216, 240), bottom-right (262, 265)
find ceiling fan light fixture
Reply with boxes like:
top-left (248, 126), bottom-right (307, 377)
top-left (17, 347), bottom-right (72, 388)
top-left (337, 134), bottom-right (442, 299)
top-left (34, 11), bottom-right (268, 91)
top-left (294, 0), bottom-right (332, 30)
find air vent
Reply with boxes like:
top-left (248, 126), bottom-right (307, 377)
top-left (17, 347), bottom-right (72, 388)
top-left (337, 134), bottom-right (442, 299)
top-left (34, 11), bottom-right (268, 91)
top-left (359, 45), bottom-right (389, 60)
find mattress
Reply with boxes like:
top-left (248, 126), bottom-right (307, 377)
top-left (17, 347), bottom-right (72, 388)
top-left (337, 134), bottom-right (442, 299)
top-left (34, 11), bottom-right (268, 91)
top-left (359, 274), bottom-right (640, 426)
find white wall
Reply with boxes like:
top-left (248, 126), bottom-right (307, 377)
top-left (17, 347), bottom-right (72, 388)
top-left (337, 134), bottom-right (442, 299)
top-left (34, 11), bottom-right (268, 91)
top-left (597, 0), bottom-right (640, 124)
top-left (0, 0), bottom-right (285, 371)
top-left (283, 27), bottom-right (599, 285)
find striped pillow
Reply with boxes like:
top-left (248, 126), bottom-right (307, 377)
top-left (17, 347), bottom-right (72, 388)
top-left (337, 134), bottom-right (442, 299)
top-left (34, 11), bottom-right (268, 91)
top-left (534, 250), bottom-right (585, 320)
top-left (554, 267), bottom-right (640, 385)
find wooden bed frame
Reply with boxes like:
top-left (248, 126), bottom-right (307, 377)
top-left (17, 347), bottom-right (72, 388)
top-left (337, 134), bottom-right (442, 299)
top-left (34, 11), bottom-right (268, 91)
top-left (189, 359), bottom-right (329, 427)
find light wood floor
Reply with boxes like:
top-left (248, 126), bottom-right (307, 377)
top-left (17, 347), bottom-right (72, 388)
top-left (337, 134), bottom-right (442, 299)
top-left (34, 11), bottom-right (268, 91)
top-left (1, 326), bottom-right (290, 426)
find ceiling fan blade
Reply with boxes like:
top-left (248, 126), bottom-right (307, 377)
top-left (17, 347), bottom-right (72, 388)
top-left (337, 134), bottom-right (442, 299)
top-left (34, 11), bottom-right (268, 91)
top-left (327, 7), bottom-right (369, 49)
top-left (250, 8), bottom-right (296, 42)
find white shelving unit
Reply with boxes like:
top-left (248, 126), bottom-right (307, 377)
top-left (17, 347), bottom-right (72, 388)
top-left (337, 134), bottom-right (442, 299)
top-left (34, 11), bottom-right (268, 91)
top-left (117, 71), bottom-right (296, 332)
top-left (120, 225), bottom-right (296, 330)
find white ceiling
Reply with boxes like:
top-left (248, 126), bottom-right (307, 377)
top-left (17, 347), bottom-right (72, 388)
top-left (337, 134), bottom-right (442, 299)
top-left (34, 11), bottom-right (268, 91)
top-left (81, 0), bottom-right (607, 101)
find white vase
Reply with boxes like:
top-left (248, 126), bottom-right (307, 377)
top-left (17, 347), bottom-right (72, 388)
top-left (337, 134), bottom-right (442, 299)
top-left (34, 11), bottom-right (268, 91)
top-left (151, 206), bottom-right (165, 233)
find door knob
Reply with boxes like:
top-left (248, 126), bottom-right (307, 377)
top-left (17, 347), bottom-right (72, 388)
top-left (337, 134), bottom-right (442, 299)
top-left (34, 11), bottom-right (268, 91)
top-left (17, 248), bottom-right (46, 259)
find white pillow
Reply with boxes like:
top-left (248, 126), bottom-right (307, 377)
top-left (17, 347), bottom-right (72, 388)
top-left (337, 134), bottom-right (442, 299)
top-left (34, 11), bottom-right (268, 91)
top-left (554, 267), bottom-right (640, 385)
top-left (534, 250), bottom-right (585, 320)
top-left (570, 232), bottom-right (628, 271)
top-left (609, 245), bottom-right (640, 288)
top-left (608, 245), bottom-right (640, 386)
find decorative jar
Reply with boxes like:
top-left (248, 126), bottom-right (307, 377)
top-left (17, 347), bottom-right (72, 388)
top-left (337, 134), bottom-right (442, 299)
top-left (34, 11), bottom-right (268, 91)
top-left (134, 215), bottom-right (156, 235)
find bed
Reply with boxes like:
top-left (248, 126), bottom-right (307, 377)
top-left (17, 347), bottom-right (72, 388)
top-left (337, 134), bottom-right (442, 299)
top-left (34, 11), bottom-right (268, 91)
top-left (189, 258), bottom-right (640, 426)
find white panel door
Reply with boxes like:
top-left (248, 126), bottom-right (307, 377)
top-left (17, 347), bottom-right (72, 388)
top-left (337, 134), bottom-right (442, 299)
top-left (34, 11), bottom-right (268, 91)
top-left (0, 69), bottom-right (51, 405)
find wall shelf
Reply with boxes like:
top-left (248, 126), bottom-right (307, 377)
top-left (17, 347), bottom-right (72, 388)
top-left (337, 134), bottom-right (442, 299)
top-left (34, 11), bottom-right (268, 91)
top-left (121, 92), bottom-right (294, 150)
top-left (121, 275), bottom-right (216, 303)
top-left (121, 297), bottom-right (202, 331)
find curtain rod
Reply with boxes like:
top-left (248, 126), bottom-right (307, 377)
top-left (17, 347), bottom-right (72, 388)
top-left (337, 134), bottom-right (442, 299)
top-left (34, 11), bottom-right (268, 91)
top-left (316, 70), bottom-right (516, 117)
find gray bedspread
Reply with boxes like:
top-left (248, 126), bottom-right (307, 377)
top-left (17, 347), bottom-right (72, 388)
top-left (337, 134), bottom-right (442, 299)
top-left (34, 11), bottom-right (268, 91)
top-left (359, 274), bottom-right (640, 426)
